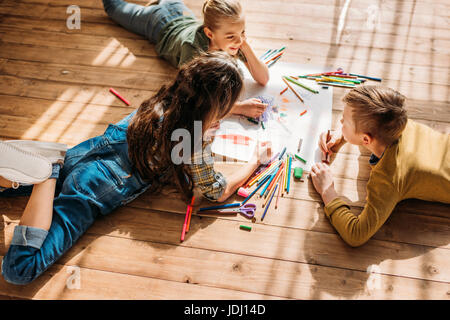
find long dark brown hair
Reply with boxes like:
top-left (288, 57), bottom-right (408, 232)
top-left (127, 52), bottom-right (243, 201)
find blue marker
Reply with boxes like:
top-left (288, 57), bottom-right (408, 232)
top-left (278, 147), bottom-right (287, 160)
top-left (199, 202), bottom-right (241, 212)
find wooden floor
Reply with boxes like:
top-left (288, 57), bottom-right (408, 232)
top-left (0, 0), bottom-right (449, 300)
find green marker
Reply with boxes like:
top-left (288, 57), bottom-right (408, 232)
top-left (247, 117), bottom-right (259, 124)
top-left (240, 225), bottom-right (252, 231)
top-left (261, 122), bottom-right (265, 130)
top-left (294, 167), bottom-right (304, 179)
top-left (284, 76), bottom-right (319, 94)
top-left (295, 153), bottom-right (307, 163)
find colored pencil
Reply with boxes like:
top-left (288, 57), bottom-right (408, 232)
top-left (275, 170), bottom-right (282, 209)
top-left (327, 76), bottom-right (361, 84)
top-left (349, 73), bottom-right (382, 81)
top-left (317, 81), bottom-right (355, 88)
top-left (280, 160), bottom-right (286, 197)
top-left (180, 203), bottom-right (191, 242)
top-left (281, 77), bottom-right (304, 103)
top-left (284, 157), bottom-right (289, 191)
top-left (254, 161), bottom-right (282, 186)
top-left (295, 153), bottom-right (307, 163)
top-left (186, 196), bottom-right (195, 232)
top-left (316, 76), bottom-right (361, 84)
top-left (284, 76), bottom-right (319, 94)
top-left (260, 169), bottom-right (279, 197)
top-left (264, 162), bottom-right (285, 198)
top-left (286, 156), bottom-right (292, 194)
top-left (241, 173), bottom-right (272, 205)
top-left (300, 110), bottom-right (307, 116)
top-left (267, 55), bottom-right (283, 68)
top-left (279, 147), bottom-right (287, 160)
top-left (297, 138), bottom-right (303, 152)
top-left (199, 203), bottom-right (241, 212)
top-left (261, 183), bottom-right (278, 221)
top-left (252, 162), bottom-right (281, 187)
top-left (248, 159), bottom-right (280, 185)
top-left (265, 51), bottom-right (284, 64)
top-left (259, 49), bottom-right (272, 59)
top-left (280, 87), bottom-right (288, 95)
top-left (109, 88), bottom-right (130, 106)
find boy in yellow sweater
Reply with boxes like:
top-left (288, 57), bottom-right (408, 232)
top-left (310, 85), bottom-right (450, 247)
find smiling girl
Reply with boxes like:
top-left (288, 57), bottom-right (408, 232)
top-left (103, 0), bottom-right (269, 118)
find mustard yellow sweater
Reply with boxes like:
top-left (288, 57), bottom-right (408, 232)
top-left (325, 120), bottom-right (450, 247)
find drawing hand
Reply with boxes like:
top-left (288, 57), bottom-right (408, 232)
top-left (234, 98), bottom-right (268, 118)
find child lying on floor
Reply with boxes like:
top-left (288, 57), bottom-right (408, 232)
top-left (310, 85), bottom-right (450, 247)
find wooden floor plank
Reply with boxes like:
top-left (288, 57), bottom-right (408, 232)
top-left (0, 258), bottom-right (279, 300)
top-left (1, 219), bottom-right (448, 300)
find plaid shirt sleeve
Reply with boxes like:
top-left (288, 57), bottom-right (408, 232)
top-left (186, 143), bottom-right (227, 202)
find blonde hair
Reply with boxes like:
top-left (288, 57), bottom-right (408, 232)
top-left (343, 85), bottom-right (408, 146)
top-left (202, 0), bottom-right (243, 30)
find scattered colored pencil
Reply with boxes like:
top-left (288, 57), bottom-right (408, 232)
top-left (261, 183), bottom-right (278, 221)
top-left (109, 87), bottom-right (130, 106)
top-left (268, 56), bottom-right (282, 68)
top-left (297, 138), bottom-right (303, 153)
top-left (260, 170), bottom-right (278, 197)
top-left (199, 203), bottom-right (241, 212)
top-left (349, 73), bottom-right (382, 81)
top-left (279, 147), bottom-right (287, 160)
top-left (186, 196), bottom-right (195, 233)
top-left (281, 77), bottom-right (304, 103)
top-left (295, 153), bottom-right (307, 164)
top-left (317, 81), bottom-right (355, 88)
top-left (280, 87), bottom-right (288, 95)
top-left (265, 51), bottom-right (284, 64)
top-left (181, 202), bottom-right (191, 242)
top-left (286, 156), bottom-right (292, 194)
top-left (241, 173), bottom-right (272, 205)
top-left (300, 110), bottom-right (307, 116)
top-left (284, 76), bottom-right (319, 94)
top-left (264, 162), bottom-right (285, 199)
top-left (275, 171), bottom-right (282, 209)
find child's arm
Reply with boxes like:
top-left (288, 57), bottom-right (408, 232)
top-left (240, 39), bottom-right (270, 86)
top-left (188, 142), bottom-right (271, 203)
top-left (310, 162), bottom-right (400, 247)
top-left (318, 129), bottom-right (346, 156)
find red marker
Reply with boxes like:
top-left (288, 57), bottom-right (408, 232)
top-left (109, 88), bottom-right (130, 106)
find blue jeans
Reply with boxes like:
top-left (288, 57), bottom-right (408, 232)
top-left (102, 0), bottom-right (193, 43)
top-left (1, 111), bottom-right (153, 285)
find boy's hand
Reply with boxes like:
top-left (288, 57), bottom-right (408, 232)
top-left (318, 130), bottom-right (344, 155)
top-left (234, 99), bottom-right (268, 118)
top-left (310, 162), bottom-right (338, 205)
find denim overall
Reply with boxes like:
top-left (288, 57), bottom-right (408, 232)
top-left (1, 111), bottom-right (152, 285)
top-left (102, 0), bottom-right (194, 43)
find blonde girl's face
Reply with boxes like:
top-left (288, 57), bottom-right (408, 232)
top-left (206, 17), bottom-right (246, 56)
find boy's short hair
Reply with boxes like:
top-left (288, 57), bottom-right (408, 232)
top-left (343, 85), bottom-right (408, 146)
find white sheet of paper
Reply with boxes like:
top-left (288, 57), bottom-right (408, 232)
top-left (211, 61), bottom-right (333, 171)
